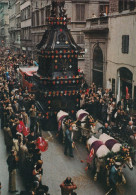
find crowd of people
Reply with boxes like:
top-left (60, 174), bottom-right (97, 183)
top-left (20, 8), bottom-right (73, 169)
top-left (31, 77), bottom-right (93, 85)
top-left (0, 56), bottom-right (78, 195)
top-left (0, 57), bottom-right (49, 195)
top-left (80, 82), bottom-right (136, 144)
top-left (0, 54), bottom-right (136, 194)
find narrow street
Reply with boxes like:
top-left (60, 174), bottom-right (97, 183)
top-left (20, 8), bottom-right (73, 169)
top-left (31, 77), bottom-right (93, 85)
top-left (41, 129), bottom-right (136, 195)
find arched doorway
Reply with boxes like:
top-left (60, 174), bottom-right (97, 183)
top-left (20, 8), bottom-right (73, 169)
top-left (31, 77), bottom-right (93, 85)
top-left (93, 45), bottom-right (103, 88)
top-left (117, 67), bottom-right (133, 101)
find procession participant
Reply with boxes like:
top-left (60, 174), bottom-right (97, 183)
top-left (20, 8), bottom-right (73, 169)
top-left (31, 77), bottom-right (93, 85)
top-left (36, 112), bottom-right (44, 137)
top-left (19, 139), bottom-right (28, 171)
top-left (101, 99), bottom-right (108, 123)
top-left (12, 132), bottom-right (23, 153)
top-left (114, 109), bottom-right (122, 127)
top-left (33, 149), bottom-right (41, 164)
top-left (29, 104), bottom-right (37, 131)
top-left (0, 182), bottom-right (1, 194)
top-left (126, 121), bottom-right (136, 144)
top-left (12, 100), bottom-right (20, 113)
top-left (7, 150), bottom-right (18, 193)
top-left (3, 123), bottom-right (13, 151)
top-left (21, 107), bottom-right (29, 126)
top-left (27, 129), bottom-right (36, 143)
top-left (98, 122), bottom-right (111, 135)
top-left (64, 125), bottom-right (74, 157)
top-left (60, 177), bottom-right (77, 195)
top-left (109, 162), bottom-right (121, 195)
top-left (32, 160), bottom-right (43, 186)
top-left (18, 92), bottom-right (24, 108)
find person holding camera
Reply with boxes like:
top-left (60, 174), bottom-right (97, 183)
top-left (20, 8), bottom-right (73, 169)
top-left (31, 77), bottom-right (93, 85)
top-left (60, 177), bottom-right (77, 195)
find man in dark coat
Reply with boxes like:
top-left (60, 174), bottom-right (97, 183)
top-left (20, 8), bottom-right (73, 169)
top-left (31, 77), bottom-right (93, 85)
top-left (7, 150), bottom-right (18, 193)
top-left (64, 126), bottom-right (74, 157)
top-left (126, 121), bottom-right (136, 144)
top-left (98, 123), bottom-right (111, 135)
top-left (101, 100), bottom-right (108, 124)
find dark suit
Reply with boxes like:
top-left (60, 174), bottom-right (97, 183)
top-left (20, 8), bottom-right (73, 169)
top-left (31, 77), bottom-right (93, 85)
top-left (98, 126), bottom-right (111, 135)
top-left (64, 129), bottom-right (73, 156)
top-left (126, 125), bottom-right (136, 144)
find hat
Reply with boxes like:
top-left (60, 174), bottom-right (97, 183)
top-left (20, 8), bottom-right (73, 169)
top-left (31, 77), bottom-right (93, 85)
top-left (16, 132), bottom-right (22, 136)
top-left (115, 162), bottom-right (121, 167)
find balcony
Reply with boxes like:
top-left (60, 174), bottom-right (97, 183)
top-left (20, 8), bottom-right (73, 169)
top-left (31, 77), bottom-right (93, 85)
top-left (8, 27), bottom-right (17, 32)
top-left (83, 16), bottom-right (109, 33)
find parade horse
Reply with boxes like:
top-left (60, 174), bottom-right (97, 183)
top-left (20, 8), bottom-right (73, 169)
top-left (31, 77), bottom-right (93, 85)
top-left (76, 109), bottom-right (96, 142)
top-left (57, 110), bottom-right (78, 143)
top-left (86, 136), bottom-right (110, 183)
top-left (99, 133), bottom-right (134, 184)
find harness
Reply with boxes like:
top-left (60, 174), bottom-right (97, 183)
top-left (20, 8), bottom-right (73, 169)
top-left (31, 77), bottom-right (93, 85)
top-left (87, 140), bottom-right (104, 163)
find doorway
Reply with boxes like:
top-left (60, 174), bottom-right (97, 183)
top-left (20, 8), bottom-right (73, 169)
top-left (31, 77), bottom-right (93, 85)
top-left (93, 45), bottom-right (103, 88)
top-left (117, 67), bottom-right (132, 101)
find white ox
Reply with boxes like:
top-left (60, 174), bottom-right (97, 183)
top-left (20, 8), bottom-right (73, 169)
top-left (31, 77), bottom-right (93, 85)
top-left (57, 110), bottom-right (78, 143)
top-left (86, 136), bottom-right (110, 183)
top-left (99, 133), bottom-right (122, 153)
top-left (76, 109), bottom-right (96, 141)
top-left (99, 133), bottom-right (133, 184)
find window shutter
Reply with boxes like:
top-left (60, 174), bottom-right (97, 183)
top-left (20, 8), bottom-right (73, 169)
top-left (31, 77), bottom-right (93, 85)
top-left (76, 4), bottom-right (81, 21)
top-left (81, 5), bottom-right (85, 21)
top-left (125, 35), bottom-right (129, 53)
top-left (77, 35), bottom-right (80, 44)
top-left (122, 35), bottom-right (129, 54)
top-left (81, 35), bottom-right (84, 44)
top-left (119, 0), bottom-right (123, 12)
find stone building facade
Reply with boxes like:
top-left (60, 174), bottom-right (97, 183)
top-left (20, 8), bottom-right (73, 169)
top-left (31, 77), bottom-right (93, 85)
top-left (31, 0), bottom-right (109, 69)
top-left (8, 0), bottom-right (21, 53)
top-left (20, 0), bottom-right (32, 56)
top-left (0, 0), bottom-right (9, 48)
top-left (107, 0), bottom-right (136, 101)
top-left (84, 0), bottom-right (136, 101)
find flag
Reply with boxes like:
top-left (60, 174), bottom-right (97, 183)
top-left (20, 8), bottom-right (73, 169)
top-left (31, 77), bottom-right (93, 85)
top-left (126, 86), bottom-right (129, 99)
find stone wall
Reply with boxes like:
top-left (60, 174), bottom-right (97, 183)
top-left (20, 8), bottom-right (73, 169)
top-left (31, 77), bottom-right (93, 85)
top-left (109, 0), bottom-right (119, 13)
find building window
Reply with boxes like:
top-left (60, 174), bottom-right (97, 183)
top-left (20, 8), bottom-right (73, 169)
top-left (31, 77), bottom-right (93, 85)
top-left (41, 9), bottom-right (44, 25)
top-left (27, 6), bottom-right (30, 18)
top-left (46, 6), bottom-right (50, 20)
top-left (119, 0), bottom-right (136, 12)
top-left (77, 35), bottom-right (84, 44)
top-left (122, 35), bottom-right (129, 54)
top-left (76, 4), bottom-right (85, 21)
top-left (99, 4), bottom-right (109, 15)
top-left (32, 13), bottom-right (35, 26)
top-left (36, 11), bottom-right (39, 26)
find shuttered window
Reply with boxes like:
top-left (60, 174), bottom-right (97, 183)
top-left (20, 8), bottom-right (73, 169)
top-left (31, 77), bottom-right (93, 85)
top-left (77, 35), bottom-right (84, 44)
top-left (119, 0), bottom-right (136, 12)
top-left (32, 13), bottom-right (35, 27)
top-left (41, 9), bottom-right (44, 25)
top-left (76, 4), bottom-right (85, 21)
top-left (122, 35), bottom-right (129, 54)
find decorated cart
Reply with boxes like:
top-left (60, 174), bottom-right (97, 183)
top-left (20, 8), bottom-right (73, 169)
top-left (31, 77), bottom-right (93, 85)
top-left (34, 0), bottom-right (83, 130)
